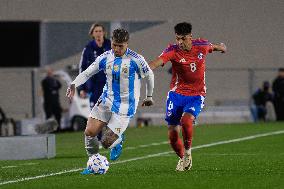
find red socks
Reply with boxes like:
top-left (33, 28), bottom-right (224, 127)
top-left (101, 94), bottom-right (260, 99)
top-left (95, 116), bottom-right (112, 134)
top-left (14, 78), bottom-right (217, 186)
top-left (180, 114), bottom-right (194, 150)
top-left (168, 129), bottom-right (184, 158)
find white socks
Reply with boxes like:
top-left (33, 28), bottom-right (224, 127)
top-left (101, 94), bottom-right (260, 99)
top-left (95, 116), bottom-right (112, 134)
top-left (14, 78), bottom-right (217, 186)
top-left (185, 148), bottom-right (191, 156)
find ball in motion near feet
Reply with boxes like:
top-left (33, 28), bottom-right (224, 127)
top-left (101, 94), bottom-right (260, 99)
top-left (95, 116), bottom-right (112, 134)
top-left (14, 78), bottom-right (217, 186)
top-left (87, 154), bottom-right (110, 174)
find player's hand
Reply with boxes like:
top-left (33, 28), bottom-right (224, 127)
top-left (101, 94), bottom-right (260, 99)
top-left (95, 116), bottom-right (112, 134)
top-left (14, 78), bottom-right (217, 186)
top-left (142, 97), bottom-right (154, 107)
top-left (66, 84), bottom-right (75, 100)
top-left (220, 43), bottom-right (227, 53)
top-left (79, 90), bottom-right (87, 98)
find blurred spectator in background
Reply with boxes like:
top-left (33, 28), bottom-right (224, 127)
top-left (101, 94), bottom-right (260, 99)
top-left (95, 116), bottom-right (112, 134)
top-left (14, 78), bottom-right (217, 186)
top-left (41, 67), bottom-right (62, 128)
top-left (78, 23), bottom-right (111, 108)
top-left (272, 68), bottom-right (284, 121)
top-left (0, 107), bottom-right (15, 136)
top-left (251, 81), bottom-right (274, 122)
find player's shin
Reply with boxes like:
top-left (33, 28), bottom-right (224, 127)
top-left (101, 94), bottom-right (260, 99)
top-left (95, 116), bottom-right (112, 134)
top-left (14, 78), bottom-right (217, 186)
top-left (109, 135), bottom-right (123, 149)
top-left (168, 127), bottom-right (184, 158)
top-left (180, 114), bottom-right (194, 170)
top-left (180, 114), bottom-right (194, 154)
top-left (84, 135), bottom-right (99, 157)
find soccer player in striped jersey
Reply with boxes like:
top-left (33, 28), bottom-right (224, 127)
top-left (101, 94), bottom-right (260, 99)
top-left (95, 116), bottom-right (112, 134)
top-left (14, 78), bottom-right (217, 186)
top-left (149, 22), bottom-right (226, 171)
top-left (66, 28), bottom-right (154, 174)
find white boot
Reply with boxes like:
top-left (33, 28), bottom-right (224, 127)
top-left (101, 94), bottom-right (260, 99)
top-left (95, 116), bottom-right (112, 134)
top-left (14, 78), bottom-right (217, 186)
top-left (183, 153), bottom-right (192, 170)
top-left (176, 158), bottom-right (184, 171)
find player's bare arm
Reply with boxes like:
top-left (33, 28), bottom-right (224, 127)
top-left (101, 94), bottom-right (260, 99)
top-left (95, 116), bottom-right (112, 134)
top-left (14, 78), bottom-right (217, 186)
top-left (212, 43), bottom-right (227, 53)
top-left (149, 57), bottom-right (164, 70)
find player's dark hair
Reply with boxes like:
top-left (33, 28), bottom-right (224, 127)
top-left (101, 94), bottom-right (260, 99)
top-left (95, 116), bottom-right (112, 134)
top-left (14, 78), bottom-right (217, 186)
top-left (174, 22), bottom-right (192, 35)
top-left (112, 28), bottom-right (129, 43)
top-left (89, 23), bottom-right (106, 38)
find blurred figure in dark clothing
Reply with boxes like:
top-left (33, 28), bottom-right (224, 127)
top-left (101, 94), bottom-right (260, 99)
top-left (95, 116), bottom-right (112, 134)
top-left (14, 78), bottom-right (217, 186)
top-left (251, 81), bottom-right (273, 122)
top-left (41, 67), bottom-right (62, 127)
top-left (78, 23), bottom-right (111, 108)
top-left (272, 68), bottom-right (284, 121)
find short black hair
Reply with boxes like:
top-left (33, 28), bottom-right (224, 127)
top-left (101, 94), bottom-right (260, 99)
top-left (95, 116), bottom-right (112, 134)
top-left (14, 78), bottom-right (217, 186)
top-left (174, 22), bottom-right (192, 35)
top-left (112, 28), bottom-right (129, 43)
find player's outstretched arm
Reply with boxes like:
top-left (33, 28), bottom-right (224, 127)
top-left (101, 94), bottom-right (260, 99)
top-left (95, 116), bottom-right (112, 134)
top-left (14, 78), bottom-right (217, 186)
top-left (149, 57), bottom-right (164, 70)
top-left (212, 43), bottom-right (227, 53)
top-left (66, 60), bottom-right (101, 100)
top-left (142, 69), bottom-right (154, 107)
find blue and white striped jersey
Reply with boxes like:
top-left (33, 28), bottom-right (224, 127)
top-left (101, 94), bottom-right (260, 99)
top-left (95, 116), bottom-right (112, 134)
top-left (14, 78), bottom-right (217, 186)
top-left (72, 48), bottom-right (152, 117)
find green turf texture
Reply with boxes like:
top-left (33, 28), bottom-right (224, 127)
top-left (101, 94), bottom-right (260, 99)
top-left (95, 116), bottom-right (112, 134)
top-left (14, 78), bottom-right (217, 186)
top-left (0, 122), bottom-right (283, 189)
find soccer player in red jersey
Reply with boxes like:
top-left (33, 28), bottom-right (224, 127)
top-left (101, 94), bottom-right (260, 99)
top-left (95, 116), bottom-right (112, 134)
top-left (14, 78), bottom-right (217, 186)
top-left (149, 22), bottom-right (226, 171)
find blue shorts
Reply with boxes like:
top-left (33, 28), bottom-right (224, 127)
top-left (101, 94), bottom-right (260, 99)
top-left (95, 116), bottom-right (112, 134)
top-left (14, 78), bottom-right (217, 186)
top-left (165, 91), bottom-right (205, 126)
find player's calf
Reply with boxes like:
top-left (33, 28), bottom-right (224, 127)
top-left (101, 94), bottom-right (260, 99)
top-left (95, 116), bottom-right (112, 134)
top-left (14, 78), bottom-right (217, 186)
top-left (180, 113), bottom-right (194, 150)
top-left (101, 127), bottom-right (119, 149)
top-left (168, 126), bottom-right (184, 158)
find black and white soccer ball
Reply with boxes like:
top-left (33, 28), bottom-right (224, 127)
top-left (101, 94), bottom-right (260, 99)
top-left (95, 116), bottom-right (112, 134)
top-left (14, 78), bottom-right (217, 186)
top-left (87, 154), bottom-right (110, 174)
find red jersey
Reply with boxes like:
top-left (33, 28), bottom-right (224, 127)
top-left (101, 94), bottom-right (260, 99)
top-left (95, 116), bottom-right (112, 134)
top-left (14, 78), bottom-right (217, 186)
top-left (159, 38), bottom-right (213, 96)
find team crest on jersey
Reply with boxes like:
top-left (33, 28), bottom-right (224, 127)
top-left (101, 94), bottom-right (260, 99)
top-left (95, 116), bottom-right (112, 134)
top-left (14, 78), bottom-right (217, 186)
top-left (107, 65), bottom-right (112, 70)
top-left (113, 65), bottom-right (119, 72)
top-left (189, 107), bottom-right (196, 112)
top-left (122, 66), bottom-right (128, 74)
top-left (198, 53), bottom-right (204, 60)
top-left (179, 58), bottom-right (186, 63)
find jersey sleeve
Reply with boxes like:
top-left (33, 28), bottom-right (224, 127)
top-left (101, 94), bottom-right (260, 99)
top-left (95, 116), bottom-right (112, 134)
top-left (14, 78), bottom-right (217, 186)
top-left (159, 45), bottom-right (176, 65)
top-left (195, 38), bottom-right (213, 54)
top-left (78, 47), bottom-right (89, 91)
top-left (72, 54), bottom-right (106, 88)
top-left (206, 42), bottom-right (214, 54)
top-left (136, 55), bottom-right (152, 78)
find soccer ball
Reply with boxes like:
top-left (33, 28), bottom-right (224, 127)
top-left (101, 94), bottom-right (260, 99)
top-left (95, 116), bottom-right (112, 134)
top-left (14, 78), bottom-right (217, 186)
top-left (87, 154), bottom-right (110, 174)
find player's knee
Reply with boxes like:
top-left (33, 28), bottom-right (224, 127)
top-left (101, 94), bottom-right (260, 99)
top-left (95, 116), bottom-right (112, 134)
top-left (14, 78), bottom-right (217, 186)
top-left (180, 113), bottom-right (194, 126)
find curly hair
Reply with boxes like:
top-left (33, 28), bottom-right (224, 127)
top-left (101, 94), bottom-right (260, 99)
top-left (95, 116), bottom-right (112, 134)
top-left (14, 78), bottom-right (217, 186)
top-left (112, 28), bottom-right (129, 43)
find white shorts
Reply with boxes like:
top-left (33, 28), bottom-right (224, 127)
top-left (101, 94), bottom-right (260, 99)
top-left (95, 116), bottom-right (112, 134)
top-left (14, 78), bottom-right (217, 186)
top-left (89, 99), bottom-right (130, 137)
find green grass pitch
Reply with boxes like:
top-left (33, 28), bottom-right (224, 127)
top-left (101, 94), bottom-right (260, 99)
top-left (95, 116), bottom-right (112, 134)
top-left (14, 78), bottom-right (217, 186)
top-left (0, 122), bottom-right (284, 189)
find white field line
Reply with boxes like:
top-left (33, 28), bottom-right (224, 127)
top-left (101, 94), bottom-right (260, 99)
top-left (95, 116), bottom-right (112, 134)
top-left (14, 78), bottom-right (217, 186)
top-left (1, 163), bottom-right (39, 169)
top-left (194, 153), bottom-right (258, 156)
top-left (1, 166), bottom-right (18, 169)
top-left (1, 130), bottom-right (284, 186)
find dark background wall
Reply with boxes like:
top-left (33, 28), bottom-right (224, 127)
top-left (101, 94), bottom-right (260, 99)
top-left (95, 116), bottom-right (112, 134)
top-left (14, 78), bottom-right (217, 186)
top-left (0, 22), bottom-right (39, 67)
